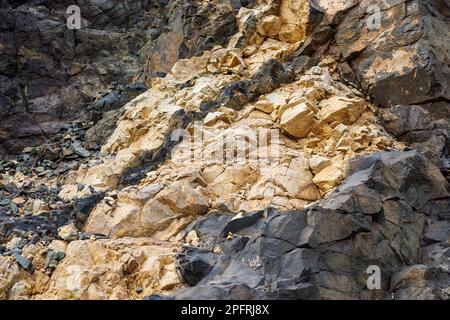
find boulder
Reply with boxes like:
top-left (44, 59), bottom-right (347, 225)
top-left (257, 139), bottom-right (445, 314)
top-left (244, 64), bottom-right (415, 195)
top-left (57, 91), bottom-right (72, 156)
top-left (319, 96), bottom-right (365, 127)
top-left (312, 165), bottom-right (345, 192)
top-left (58, 223), bottom-right (79, 242)
top-left (257, 15), bottom-right (282, 38)
top-left (381, 105), bottom-right (434, 137)
top-left (278, 0), bottom-right (323, 43)
top-left (279, 99), bottom-right (318, 139)
top-left (309, 155), bottom-right (331, 174)
top-left (140, 181), bottom-right (210, 235)
top-left (334, 0), bottom-right (450, 107)
top-left (85, 181), bottom-right (209, 238)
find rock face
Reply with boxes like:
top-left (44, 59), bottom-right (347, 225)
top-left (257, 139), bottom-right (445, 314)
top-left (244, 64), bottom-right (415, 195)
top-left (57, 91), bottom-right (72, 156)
top-left (380, 104), bottom-right (449, 177)
top-left (143, 0), bottom-right (240, 75)
top-left (0, 0), bottom-right (249, 157)
top-left (334, 0), bottom-right (450, 107)
top-left (170, 151), bottom-right (449, 300)
top-left (0, 0), bottom-right (152, 156)
top-left (328, 0), bottom-right (450, 183)
top-left (0, 237), bottom-right (180, 300)
top-left (279, 99), bottom-right (318, 138)
top-left (0, 0), bottom-right (449, 300)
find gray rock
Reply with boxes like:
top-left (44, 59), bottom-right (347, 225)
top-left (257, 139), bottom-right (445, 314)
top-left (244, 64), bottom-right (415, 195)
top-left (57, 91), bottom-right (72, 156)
top-left (382, 105), bottom-right (434, 137)
top-left (334, 1), bottom-right (450, 108)
top-left (0, 197), bottom-right (11, 206)
top-left (13, 253), bottom-right (32, 271)
top-left (423, 221), bottom-right (449, 244)
top-left (45, 250), bottom-right (66, 269)
top-left (85, 109), bottom-right (124, 148)
top-left (35, 166), bottom-right (45, 173)
top-left (171, 151), bottom-right (449, 300)
top-left (93, 91), bottom-right (120, 111)
top-left (0, 0), bottom-right (253, 156)
top-left (71, 143), bottom-right (91, 158)
top-left (10, 202), bottom-right (18, 214)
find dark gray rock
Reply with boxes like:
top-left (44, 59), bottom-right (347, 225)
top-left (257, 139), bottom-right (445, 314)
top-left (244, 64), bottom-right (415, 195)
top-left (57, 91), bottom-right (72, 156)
top-left (170, 151), bottom-right (449, 300)
top-left (71, 142), bottom-right (91, 158)
top-left (327, 0), bottom-right (450, 186)
top-left (120, 59), bottom-right (294, 186)
top-left (143, 0), bottom-right (239, 75)
top-left (71, 192), bottom-right (105, 230)
top-left (380, 104), bottom-right (449, 174)
top-left (13, 253), bottom-right (32, 271)
top-left (177, 248), bottom-right (219, 286)
top-left (45, 249), bottom-right (66, 269)
top-left (422, 221), bottom-right (449, 244)
top-left (382, 105), bottom-right (435, 137)
top-left (334, 0), bottom-right (450, 108)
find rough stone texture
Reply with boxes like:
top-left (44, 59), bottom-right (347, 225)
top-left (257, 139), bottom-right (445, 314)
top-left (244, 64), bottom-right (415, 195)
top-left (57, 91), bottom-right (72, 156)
top-left (0, 0), bottom-right (449, 301)
top-left (0, 0), bottom-right (249, 157)
top-left (168, 151), bottom-right (449, 300)
top-left (330, 0), bottom-right (450, 181)
top-left (380, 104), bottom-right (449, 178)
top-left (80, 59), bottom-right (397, 240)
top-left (334, 0), bottom-right (450, 107)
top-left (279, 99), bottom-right (318, 138)
top-left (0, 238), bottom-right (181, 300)
top-left (143, 0), bottom-right (240, 75)
top-left (0, 0), bottom-right (155, 156)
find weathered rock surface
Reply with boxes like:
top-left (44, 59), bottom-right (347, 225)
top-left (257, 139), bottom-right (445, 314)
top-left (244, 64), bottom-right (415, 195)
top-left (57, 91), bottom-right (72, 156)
top-left (0, 0), bottom-right (151, 156)
top-left (380, 104), bottom-right (449, 179)
top-left (0, 0), bottom-right (449, 301)
top-left (0, 237), bottom-right (181, 300)
top-left (333, 0), bottom-right (450, 107)
top-left (330, 0), bottom-right (450, 182)
top-left (168, 151), bottom-right (449, 300)
top-left (0, 0), bottom-right (250, 157)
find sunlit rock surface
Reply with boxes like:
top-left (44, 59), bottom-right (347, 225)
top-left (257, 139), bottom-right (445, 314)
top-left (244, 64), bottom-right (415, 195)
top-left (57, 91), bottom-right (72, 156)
top-left (0, 0), bottom-right (448, 300)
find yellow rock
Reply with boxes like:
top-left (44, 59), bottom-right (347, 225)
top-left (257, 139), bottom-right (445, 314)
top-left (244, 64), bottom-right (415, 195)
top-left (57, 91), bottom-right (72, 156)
top-left (309, 155), bottom-right (332, 174)
top-left (257, 15), bottom-right (282, 37)
top-left (319, 96), bottom-right (365, 127)
top-left (185, 230), bottom-right (200, 246)
top-left (313, 165), bottom-right (345, 192)
top-left (0, 1), bottom-right (408, 300)
top-left (23, 198), bottom-right (45, 215)
top-left (140, 181), bottom-right (210, 235)
top-left (58, 184), bottom-right (93, 202)
top-left (279, 24), bottom-right (305, 43)
top-left (57, 223), bottom-right (78, 241)
top-left (36, 238), bottom-right (181, 300)
top-left (12, 197), bottom-right (26, 206)
top-left (265, 158), bottom-right (320, 201)
top-left (279, 0), bottom-right (311, 43)
top-left (279, 99), bottom-right (318, 138)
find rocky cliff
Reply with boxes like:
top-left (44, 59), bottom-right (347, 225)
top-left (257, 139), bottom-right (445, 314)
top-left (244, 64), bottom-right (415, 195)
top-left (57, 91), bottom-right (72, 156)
top-left (0, 0), bottom-right (449, 300)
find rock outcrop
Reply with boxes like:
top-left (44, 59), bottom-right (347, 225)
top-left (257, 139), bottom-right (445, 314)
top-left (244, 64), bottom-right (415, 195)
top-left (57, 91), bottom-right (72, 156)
top-left (0, 0), bottom-right (448, 300)
top-left (0, 0), bottom-right (250, 157)
top-left (169, 151), bottom-right (449, 300)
